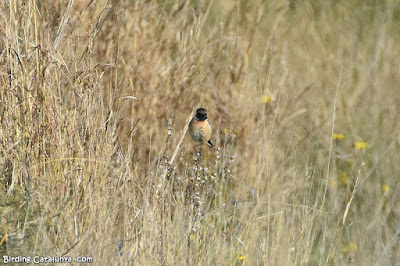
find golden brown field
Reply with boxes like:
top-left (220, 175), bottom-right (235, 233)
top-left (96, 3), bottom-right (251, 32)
top-left (1, 0), bottom-right (400, 264)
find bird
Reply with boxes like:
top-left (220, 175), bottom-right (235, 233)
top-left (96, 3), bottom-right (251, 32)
top-left (189, 108), bottom-right (213, 148)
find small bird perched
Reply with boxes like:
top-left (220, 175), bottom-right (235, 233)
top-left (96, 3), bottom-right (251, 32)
top-left (189, 108), bottom-right (213, 148)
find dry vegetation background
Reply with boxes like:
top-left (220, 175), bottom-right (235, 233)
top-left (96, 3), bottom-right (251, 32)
top-left (1, 0), bottom-right (400, 264)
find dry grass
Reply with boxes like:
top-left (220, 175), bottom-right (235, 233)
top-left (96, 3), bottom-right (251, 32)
top-left (1, 0), bottom-right (400, 264)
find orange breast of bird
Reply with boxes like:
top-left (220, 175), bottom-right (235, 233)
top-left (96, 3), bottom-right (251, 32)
top-left (190, 120), bottom-right (212, 143)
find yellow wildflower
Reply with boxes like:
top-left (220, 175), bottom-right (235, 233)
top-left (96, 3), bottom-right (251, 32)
top-left (342, 242), bottom-right (358, 253)
top-left (339, 172), bottom-right (349, 185)
top-left (237, 254), bottom-right (246, 262)
top-left (260, 95), bottom-right (271, 104)
top-left (329, 179), bottom-right (336, 188)
top-left (223, 128), bottom-right (229, 135)
top-left (333, 133), bottom-right (345, 141)
top-left (354, 141), bottom-right (368, 150)
top-left (382, 184), bottom-right (389, 193)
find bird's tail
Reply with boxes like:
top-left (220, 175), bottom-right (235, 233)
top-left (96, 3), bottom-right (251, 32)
top-left (207, 140), bottom-right (213, 148)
